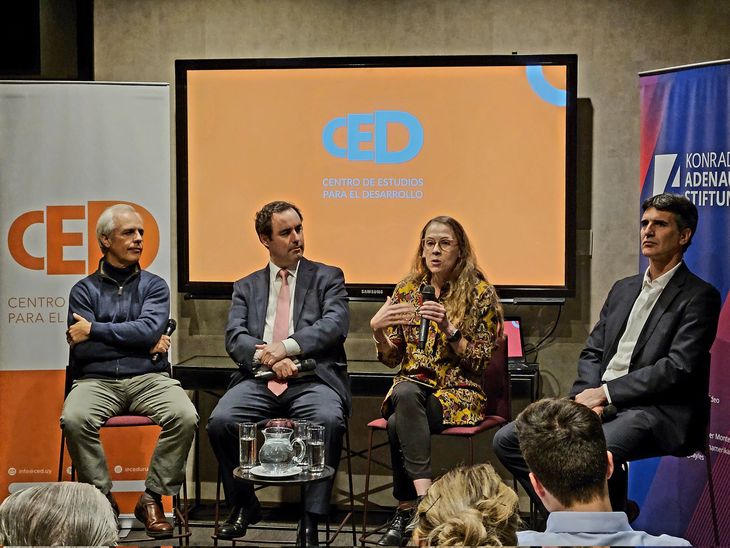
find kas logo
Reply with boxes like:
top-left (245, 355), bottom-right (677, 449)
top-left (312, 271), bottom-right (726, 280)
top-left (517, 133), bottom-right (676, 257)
top-left (652, 154), bottom-right (681, 196)
top-left (322, 110), bottom-right (424, 164)
top-left (7, 201), bottom-right (160, 275)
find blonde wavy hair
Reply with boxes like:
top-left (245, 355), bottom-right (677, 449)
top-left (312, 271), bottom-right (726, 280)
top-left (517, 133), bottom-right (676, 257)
top-left (412, 464), bottom-right (520, 547)
top-left (406, 216), bottom-right (502, 333)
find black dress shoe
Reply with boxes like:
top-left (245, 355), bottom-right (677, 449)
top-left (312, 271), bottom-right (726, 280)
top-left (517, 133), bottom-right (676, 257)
top-left (217, 502), bottom-right (262, 540)
top-left (297, 512), bottom-right (320, 546)
top-left (376, 507), bottom-right (415, 546)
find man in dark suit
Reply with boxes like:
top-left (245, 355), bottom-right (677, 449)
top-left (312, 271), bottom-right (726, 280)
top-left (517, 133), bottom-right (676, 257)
top-left (494, 193), bottom-right (720, 515)
top-left (207, 201), bottom-right (350, 545)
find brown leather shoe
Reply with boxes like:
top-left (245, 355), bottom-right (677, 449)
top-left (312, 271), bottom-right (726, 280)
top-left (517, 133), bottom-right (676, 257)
top-left (134, 492), bottom-right (173, 538)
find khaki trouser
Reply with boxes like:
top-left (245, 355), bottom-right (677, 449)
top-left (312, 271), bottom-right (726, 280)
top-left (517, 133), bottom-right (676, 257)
top-left (60, 372), bottom-right (199, 496)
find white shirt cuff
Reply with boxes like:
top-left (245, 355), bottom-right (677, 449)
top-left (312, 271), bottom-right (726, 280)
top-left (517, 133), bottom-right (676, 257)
top-left (602, 383), bottom-right (612, 405)
top-left (283, 338), bottom-right (301, 357)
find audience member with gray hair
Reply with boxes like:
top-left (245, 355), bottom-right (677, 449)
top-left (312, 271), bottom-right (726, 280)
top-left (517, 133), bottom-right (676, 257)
top-left (0, 482), bottom-right (118, 546)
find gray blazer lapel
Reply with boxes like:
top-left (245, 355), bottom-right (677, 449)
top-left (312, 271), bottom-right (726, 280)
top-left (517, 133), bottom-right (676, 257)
top-left (293, 258), bottom-right (314, 328)
top-left (632, 264), bottom-right (687, 358)
top-left (253, 266), bottom-right (270, 338)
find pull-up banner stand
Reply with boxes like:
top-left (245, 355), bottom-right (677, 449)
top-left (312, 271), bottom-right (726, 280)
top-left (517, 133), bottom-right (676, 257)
top-left (0, 82), bottom-right (171, 518)
top-left (636, 60), bottom-right (730, 545)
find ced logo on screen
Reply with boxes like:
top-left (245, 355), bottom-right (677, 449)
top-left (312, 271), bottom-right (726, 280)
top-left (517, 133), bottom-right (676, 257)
top-left (322, 110), bottom-right (423, 164)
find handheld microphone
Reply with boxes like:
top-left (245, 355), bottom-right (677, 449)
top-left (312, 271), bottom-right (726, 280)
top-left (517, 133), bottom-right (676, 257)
top-left (418, 285), bottom-right (437, 350)
top-left (601, 404), bottom-right (618, 423)
top-left (152, 319), bottom-right (176, 363)
top-left (254, 358), bottom-right (316, 380)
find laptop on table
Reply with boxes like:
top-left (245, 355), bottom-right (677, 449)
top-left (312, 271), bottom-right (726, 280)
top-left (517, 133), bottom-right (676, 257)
top-left (503, 316), bottom-right (534, 372)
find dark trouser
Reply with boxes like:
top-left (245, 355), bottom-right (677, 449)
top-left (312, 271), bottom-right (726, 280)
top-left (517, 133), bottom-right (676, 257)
top-left (386, 381), bottom-right (445, 502)
top-left (492, 407), bottom-right (665, 516)
top-left (207, 378), bottom-right (346, 515)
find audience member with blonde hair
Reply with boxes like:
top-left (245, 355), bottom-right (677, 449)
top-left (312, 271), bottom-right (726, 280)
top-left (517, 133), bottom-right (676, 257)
top-left (0, 482), bottom-right (118, 546)
top-left (410, 463), bottom-right (520, 547)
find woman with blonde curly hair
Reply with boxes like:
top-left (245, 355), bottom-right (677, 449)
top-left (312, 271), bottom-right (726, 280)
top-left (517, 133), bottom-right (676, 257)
top-left (412, 464), bottom-right (520, 547)
top-left (371, 216), bottom-right (503, 546)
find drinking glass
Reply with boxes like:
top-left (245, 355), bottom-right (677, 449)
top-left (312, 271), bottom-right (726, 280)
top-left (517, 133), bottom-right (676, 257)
top-left (292, 419), bottom-right (310, 470)
top-left (307, 424), bottom-right (326, 473)
top-left (239, 422), bottom-right (257, 470)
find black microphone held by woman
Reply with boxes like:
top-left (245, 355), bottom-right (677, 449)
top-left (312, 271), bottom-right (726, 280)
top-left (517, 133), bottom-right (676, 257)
top-left (418, 285), bottom-right (437, 350)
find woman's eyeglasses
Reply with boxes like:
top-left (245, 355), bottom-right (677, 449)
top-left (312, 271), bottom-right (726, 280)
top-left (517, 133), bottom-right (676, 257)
top-left (422, 239), bottom-right (456, 251)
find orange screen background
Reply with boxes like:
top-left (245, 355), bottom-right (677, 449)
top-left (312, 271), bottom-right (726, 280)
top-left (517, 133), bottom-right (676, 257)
top-left (185, 65), bottom-right (567, 287)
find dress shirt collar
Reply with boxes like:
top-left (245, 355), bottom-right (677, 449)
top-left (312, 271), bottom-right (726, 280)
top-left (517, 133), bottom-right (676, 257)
top-left (268, 260), bottom-right (299, 281)
top-left (642, 260), bottom-right (682, 290)
top-left (545, 511), bottom-right (633, 533)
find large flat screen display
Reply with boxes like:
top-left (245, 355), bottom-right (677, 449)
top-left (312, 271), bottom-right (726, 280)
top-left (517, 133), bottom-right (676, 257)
top-left (176, 55), bottom-right (576, 299)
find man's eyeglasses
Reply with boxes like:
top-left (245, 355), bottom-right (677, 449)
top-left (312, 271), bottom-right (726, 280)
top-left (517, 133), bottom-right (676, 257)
top-left (422, 239), bottom-right (456, 251)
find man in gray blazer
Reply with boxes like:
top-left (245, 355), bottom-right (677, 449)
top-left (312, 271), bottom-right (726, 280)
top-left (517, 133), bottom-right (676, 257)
top-left (207, 201), bottom-right (350, 545)
top-left (494, 193), bottom-right (721, 515)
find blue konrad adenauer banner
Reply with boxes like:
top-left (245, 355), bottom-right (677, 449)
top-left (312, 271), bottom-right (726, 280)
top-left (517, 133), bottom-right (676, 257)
top-left (636, 60), bottom-right (730, 544)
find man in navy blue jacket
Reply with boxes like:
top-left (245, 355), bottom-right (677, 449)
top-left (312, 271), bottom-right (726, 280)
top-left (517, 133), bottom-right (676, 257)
top-left (61, 204), bottom-right (198, 538)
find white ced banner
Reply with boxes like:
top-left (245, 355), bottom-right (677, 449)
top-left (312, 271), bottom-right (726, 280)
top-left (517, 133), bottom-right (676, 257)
top-left (0, 82), bottom-right (170, 502)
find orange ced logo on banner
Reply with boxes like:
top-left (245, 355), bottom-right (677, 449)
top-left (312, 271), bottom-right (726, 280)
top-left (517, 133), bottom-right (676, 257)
top-left (7, 201), bottom-right (160, 275)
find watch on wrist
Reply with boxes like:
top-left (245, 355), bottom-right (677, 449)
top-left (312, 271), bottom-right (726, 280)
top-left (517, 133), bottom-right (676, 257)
top-left (446, 328), bottom-right (462, 343)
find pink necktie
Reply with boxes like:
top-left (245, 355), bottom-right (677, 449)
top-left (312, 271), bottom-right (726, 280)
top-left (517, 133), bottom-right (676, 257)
top-left (268, 268), bottom-right (290, 396)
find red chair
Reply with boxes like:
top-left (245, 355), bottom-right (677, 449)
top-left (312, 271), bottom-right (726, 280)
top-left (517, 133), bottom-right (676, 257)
top-left (359, 335), bottom-right (510, 544)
